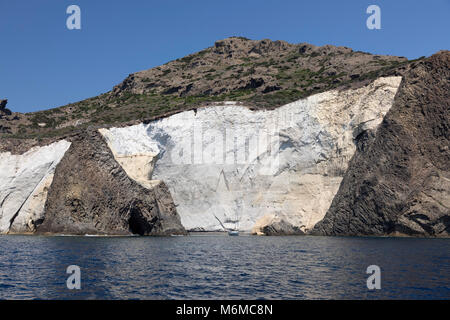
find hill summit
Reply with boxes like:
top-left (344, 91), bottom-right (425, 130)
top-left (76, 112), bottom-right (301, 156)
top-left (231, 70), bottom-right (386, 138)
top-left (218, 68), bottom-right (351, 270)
top-left (0, 37), bottom-right (411, 144)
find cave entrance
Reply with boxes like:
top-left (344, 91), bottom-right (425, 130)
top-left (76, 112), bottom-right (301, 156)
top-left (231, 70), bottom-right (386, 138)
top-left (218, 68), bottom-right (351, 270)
top-left (128, 208), bottom-right (153, 236)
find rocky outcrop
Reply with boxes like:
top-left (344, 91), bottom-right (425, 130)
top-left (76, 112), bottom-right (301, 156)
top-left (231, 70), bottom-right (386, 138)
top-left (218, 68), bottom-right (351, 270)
top-left (1, 39), bottom-right (447, 237)
top-left (251, 214), bottom-right (305, 235)
top-left (0, 38), bottom-right (409, 139)
top-left (313, 51), bottom-right (450, 237)
top-left (99, 76), bottom-right (402, 233)
top-left (112, 37), bottom-right (407, 103)
top-left (0, 140), bottom-right (71, 233)
top-left (0, 99), bottom-right (11, 115)
top-left (0, 99), bottom-right (13, 133)
top-left (35, 131), bottom-right (186, 235)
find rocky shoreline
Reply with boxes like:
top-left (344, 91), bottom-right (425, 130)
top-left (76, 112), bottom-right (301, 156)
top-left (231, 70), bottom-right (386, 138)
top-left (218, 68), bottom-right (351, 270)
top-left (0, 39), bottom-right (448, 237)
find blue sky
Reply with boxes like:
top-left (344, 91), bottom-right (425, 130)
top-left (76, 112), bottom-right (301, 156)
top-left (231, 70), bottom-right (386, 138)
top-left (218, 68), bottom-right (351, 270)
top-left (1, 0), bottom-right (449, 113)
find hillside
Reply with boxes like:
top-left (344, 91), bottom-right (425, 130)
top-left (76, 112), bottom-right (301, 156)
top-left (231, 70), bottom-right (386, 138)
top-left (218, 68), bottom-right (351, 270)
top-left (0, 37), bottom-right (412, 152)
top-left (0, 38), bottom-right (448, 237)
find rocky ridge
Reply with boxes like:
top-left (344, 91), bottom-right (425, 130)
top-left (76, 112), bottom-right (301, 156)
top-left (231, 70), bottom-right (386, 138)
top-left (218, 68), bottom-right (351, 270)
top-left (98, 76), bottom-right (402, 233)
top-left (0, 37), bottom-right (410, 147)
top-left (36, 131), bottom-right (186, 235)
top-left (313, 51), bottom-right (450, 237)
top-left (0, 38), bottom-right (447, 237)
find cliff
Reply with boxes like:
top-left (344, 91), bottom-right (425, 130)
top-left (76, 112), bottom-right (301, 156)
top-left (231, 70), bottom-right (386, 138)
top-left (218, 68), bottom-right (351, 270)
top-left (0, 37), bottom-right (408, 143)
top-left (0, 130), bottom-right (185, 236)
top-left (0, 140), bottom-right (71, 233)
top-left (36, 131), bottom-right (186, 235)
top-left (99, 76), bottom-right (402, 233)
top-left (313, 51), bottom-right (450, 237)
top-left (0, 38), bottom-right (448, 236)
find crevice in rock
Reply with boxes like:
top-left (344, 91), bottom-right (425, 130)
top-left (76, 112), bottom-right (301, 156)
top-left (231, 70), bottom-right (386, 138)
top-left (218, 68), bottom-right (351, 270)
top-left (128, 207), bottom-right (154, 236)
top-left (7, 163), bottom-right (53, 232)
top-left (8, 193), bottom-right (31, 232)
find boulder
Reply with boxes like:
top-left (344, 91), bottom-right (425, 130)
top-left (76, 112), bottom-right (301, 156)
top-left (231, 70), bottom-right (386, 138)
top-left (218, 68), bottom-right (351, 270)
top-left (251, 214), bottom-right (305, 236)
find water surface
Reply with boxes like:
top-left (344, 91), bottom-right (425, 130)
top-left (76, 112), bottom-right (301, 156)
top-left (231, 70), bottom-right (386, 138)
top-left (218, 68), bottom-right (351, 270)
top-left (0, 234), bottom-right (448, 299)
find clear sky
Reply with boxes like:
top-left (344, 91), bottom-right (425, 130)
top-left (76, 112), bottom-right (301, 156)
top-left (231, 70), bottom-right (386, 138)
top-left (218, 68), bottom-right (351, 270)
top-left (1, 0), bottom-right (449, 113)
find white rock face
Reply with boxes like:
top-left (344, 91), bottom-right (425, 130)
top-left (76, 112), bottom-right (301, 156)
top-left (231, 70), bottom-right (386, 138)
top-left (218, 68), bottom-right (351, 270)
top-left (0, 140), bottom-right (71, 233)
top-left (100, 76), bottom-right (402, 232)
top-left (99, 128), bottom-right (161, 189)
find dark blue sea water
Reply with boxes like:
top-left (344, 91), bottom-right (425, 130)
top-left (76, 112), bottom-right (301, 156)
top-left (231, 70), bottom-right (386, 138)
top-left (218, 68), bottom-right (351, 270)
top-left (0, 234), bottom-right (448, 300)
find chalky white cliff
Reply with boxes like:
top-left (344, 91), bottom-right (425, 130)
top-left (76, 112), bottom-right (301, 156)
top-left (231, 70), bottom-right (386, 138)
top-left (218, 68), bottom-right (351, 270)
top-left (0, 140), bottom-right (71, 233)
top-left (99, 76), bottom-right (402, 233)
top-left (0, 77), bottom-right (401, 234)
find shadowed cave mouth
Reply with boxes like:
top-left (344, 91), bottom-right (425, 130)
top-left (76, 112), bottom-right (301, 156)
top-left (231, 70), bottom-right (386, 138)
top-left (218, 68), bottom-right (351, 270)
top-left (128, 207), bottom-right (155, 236)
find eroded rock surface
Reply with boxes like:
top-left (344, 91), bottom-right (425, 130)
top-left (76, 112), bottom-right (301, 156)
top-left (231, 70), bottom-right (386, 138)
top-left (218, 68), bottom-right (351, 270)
top-left (313, 51), bottom-right (450, 237)
top-left (100, 76), bottom-right (402, 232)
top-left (0, 140), bottom-right (71, 233)
top-left (0, 38), bottom-right (409, 139)
top-left (36, 131), bottom-right (186, 236)
top-left (251, 214), bottom-right (305, 235)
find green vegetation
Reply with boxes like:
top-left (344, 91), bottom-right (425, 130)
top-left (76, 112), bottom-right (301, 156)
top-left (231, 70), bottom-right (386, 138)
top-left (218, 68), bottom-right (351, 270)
top-left (2, 39), bottom-right (413, 140)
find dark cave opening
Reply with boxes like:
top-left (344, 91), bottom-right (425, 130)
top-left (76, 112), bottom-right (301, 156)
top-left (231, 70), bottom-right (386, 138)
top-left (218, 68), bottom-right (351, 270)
top-left (128, 208), bottom-right (153, 236)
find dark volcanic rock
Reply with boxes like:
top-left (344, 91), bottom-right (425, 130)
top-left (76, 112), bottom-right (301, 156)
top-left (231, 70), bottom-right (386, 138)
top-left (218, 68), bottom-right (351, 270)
top-left (313, 51), bottom-right (450, 237)
top-left (0, 99), bottom-right (12, 116)
top-left (0, 125), bottom-right (12, 134)
top-left (36, 130), bottom-right (186, 236)
top-left (252, 216), bottom-right (305, 236)
top-left (1, 37), bottom-right (410, 139)
top-left (261, 219), bottom-right (305, 236)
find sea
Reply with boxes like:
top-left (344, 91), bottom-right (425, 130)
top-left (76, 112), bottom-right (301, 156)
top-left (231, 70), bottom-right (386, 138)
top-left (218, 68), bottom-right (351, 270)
top-left (0, 234), bottom-right (448, 299)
